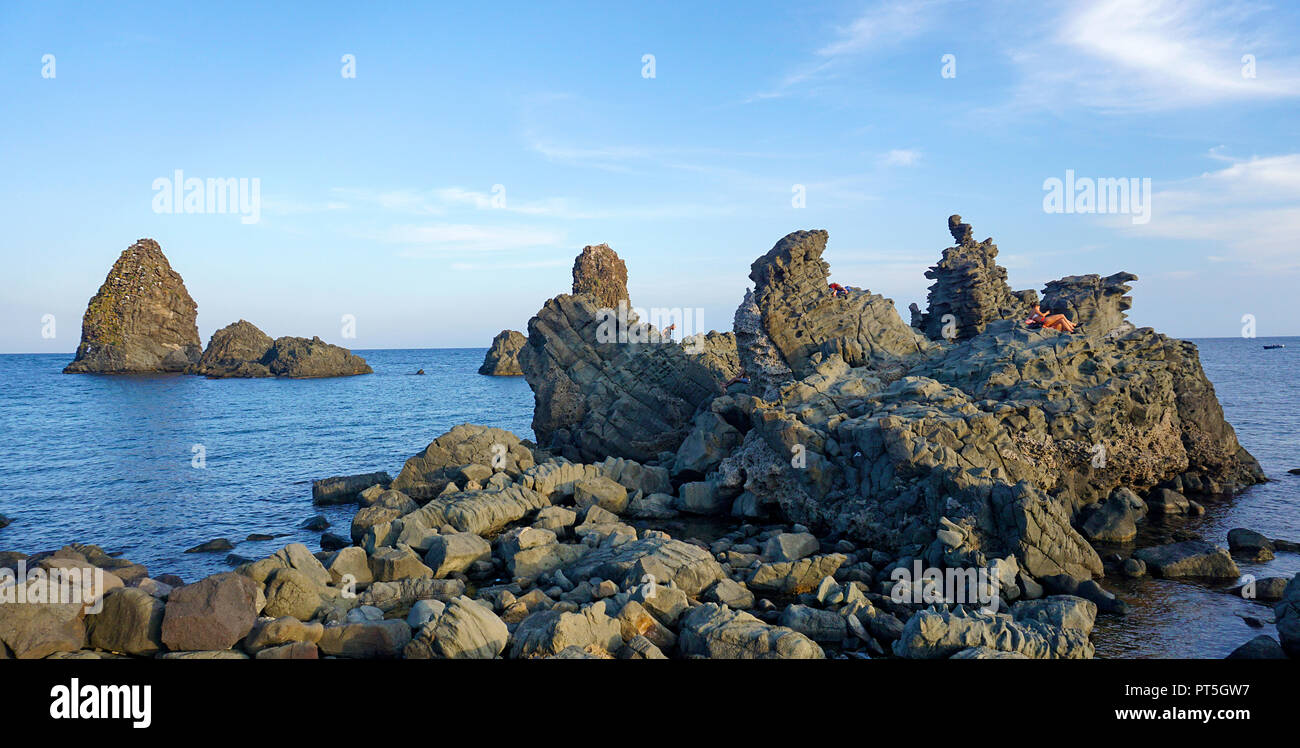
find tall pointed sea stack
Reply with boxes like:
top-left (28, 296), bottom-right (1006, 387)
top-left (64, 239), bottom-right (202, 374)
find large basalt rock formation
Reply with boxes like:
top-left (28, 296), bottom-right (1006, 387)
top-left (193, 320), bottom-right (371, 378)
top-left (478, 330), bottom-right (526, 376)
top-left (519, 244), bottom-right (740, 463)
top-left (571, 243), bottom-right (629, 310)
top-left (64, 239), bottom-right (202, 373)
top-left (1041, 272), bottom-right (1137, 337)
top-left (748, 230), bottom-right (930, 378)
top-left (722, 218), bottom-right (1262, 583)
top-left (910, 216), bottom-right (1036, 341)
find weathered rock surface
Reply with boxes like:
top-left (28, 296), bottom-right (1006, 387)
top-left (390, 424), bottom-right (535, 500)
top-left (912, 216), bottom-right (1035, 341)
top-left (519, 242), bottom-right (740, 462)
top-left (478, 330), bottom-right (526, 376)
top-left (195, 320), bottom-right (371, 378)
top-left (678, 604), bottom-right (824, 659)
top-left (1133, 541), bottom-right (1240, 579)
top-left (160, 572), bottom-right (259, 652)
top-left (1274, 574), bottom-right (1300, 657)
top-left (893, 606), bottom-right (1094, 659)
top-left (718, 219), bottom-right (1261, 588)
top-left (571, 243), bottom-right (629, 310)
top-left (65, 239), bottom-right (202, 374)
top-left (86, 587), bottom-right (164, 656)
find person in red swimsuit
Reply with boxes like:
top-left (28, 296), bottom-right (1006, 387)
top-left (828, 282), bottom-right (848, 298)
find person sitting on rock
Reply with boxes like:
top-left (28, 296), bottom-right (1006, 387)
top-left (1026, 304), bottom-right (1076, 333)
top-left (828, 282), bottom-right (849, 298)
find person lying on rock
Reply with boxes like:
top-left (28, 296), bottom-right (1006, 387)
top-left (828, 282), bottom-right (849, 298)
top-left (1025, 303), bottom-right (1077, 333)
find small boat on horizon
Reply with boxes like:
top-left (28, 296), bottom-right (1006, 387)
top-left (1263, 344), bottom-right (1286, 349)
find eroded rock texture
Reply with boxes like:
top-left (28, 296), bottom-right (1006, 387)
top-left (520, 244), bottom-right (739, 463)
top-left (719, 218), bottom-right (1261, 582)
top-left (912, 215), bottom-right (1036, 341)
top-left (193, 320), bottom-right (371, 378)
top-left (478, 330), bottom-right (526, 376)
top-left (64, 239), bottom-right (202, 373)
top-left (571, 243), bottom-right (630, 311)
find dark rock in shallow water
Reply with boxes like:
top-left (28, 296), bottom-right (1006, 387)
top-left (300, 515), bottom-right (330, 532)
top-left (185, 538), bottom-right (234, 554)
top-left (1133, 541), bottom-right (1240, 579)
top-left (193, 320), bottom-right (371, 379)
top-left (320, 533), bottom-right (349, 552)
top-left (312, 472), bottom-right (391, 505)
top-left (0, 514), bottom-right (10, 529)
top-left (1227, 528), bottom-right (1275, 562)
top-left (478, 330), bottom-right (526, 376)
top-left (64, 239), bottom-right (202, 374)
top-left (1226, 635), bottom-right (1287, 659)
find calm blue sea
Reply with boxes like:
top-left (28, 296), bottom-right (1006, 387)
top-left (0, 337), bottom-right (1296, 658)
top-left (0, 349), bottom-right (533, 580)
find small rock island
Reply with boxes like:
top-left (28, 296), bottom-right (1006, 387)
top-left (65, 239), bottom-right (371, 379)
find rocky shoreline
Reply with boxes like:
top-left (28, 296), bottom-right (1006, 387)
top-left (6, 219), bottom-right (1297, 660)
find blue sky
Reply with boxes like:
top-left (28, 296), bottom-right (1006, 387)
top-left (3, 0), bottom-right (1299, 354)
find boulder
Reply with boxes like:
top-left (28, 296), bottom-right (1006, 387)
top-left (0, 582), bottom-right (87, 659)
top-left (778, 605), bottom-right (848, 643)
top-left (563, 536), bottom-right (726, 595)
top-left (1082, 487), bottom-right (1145, 543)
top-left (424, 533), bottom-right (492, 578)
top-left (391, 424), bottom-right (535, 499)
top-left (510, 603), bottom-right (623, 658)
top-left (1146, 488), bottom-right (1191, 515)
top-left (160, 572), bottom-right (260, 652)
top-left (762, 532), bottom-right (820, 562)
top-left (747, 554), bottom-right (846, 594)
top-left (64, 239), bottom-right (202, 374)
top-left (85, 587), bottom-right (165, 656)
top-left (673, 411), bottom-right (742, 478)
top-left (676, 481), bottom-right (730, 515)
top-left (573, 476), bottom-right (630, 515)
top-left (1133, 541), bottom-right (1240, 579)
top-left (1275, 575), bottom-right (1300, 657)
top-left (243, 616), bottom-right (324, 654)
top-left (893, 607), bottom-right (1093, 659)
top-left (316, 620), bottom-right (411, 658)
top-left (369, 547), bottom-right (434, 582)
top-left (1227, 528), bottom-right (1276, 562)
top-left (313, 472), bottom-right (391, 505)
top-left (1226, 635), bottom-right (1287, 660)
top-left (478, 330), bottom-right (527, 376)
top-left (429, 597), bottom-right (509, 659)
top-left (678, 604), bottom-right (824, 659)
top-left (261, 568), bottom-right (325, 621)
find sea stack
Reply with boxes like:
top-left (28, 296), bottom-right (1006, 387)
top-left (64, 239), bottom-right (202, 374)
top-left (571, 243), bottom-right (629, 310)
top-left (478, 330), bottom-right (526, 375)
top-left (194, 320), bottom-right (372, 378)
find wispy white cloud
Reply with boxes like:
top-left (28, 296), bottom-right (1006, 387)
top-left (881, 148), bottom-right (922, 166)
top-left (749, 0), bottom-right (949, 101)
top-left (1118, 151), bottom-right (1300, 271)
top-left (1008, 0), bottom-right (1300, 113)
